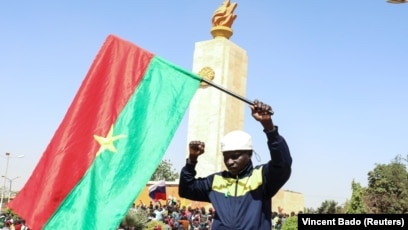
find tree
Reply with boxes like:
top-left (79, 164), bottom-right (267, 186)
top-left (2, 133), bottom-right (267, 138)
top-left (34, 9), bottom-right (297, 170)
top-left (364, 155), bottom-right (408, 213)
top-left (304, 207), bottom-right (316, 214)
top-left (121, 208), bottom-right (149, 230)
top-left (345, 180), bottom-right (366, 214)
top-left (282, 216), bottom-right (298, 230)
top-left (150, 159), bottom-right (179, 181)
top-left (120, 208), bottom-right (167, 230)
top-left (316, 200), bottom-right (340, 214)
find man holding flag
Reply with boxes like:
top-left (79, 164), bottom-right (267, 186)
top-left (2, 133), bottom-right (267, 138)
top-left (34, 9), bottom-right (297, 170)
top-left (179, 100), bottom-right (292, 230)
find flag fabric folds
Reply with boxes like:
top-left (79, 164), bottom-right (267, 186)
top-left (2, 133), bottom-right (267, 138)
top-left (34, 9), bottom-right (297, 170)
top-left (148, 180), bottom-right (167, 202)
top-left (8, 34), bottom-right (201, 230)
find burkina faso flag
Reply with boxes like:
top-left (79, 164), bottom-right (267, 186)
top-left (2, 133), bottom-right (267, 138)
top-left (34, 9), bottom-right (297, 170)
top-left (8, 34), bottom-right (201, 230)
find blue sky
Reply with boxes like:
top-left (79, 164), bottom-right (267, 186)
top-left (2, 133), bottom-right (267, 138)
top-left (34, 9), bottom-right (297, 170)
top-left (1, 1), bottom-right (407, 209)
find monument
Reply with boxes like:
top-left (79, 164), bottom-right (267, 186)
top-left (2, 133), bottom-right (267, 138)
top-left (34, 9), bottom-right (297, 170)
top-left (186, 0), bottom-right (249, 177)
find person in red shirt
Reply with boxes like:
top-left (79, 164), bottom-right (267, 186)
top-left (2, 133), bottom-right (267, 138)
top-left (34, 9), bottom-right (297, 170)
top-left (14, 219), bottom-right (22, 230)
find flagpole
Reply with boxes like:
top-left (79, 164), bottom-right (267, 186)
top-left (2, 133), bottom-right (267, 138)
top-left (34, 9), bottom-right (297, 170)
top-left (200, 78), bottom-right (274, 115)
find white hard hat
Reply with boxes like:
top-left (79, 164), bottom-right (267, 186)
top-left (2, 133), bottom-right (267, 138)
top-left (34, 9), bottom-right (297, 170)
top-left (220, 130), bottom-right (253, 152)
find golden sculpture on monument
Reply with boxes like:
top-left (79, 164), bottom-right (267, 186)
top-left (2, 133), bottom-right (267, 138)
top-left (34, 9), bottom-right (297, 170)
top-left (211, 0), bottom-right (237, 39)
top-left (198, 66), bottom-right (215, 88)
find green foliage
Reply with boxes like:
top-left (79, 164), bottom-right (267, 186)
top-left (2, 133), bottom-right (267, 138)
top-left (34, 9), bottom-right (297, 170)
top-left (121, 208), bottom-right (150, 230)
top-left (150, 159), bottom-right (179, 181)
top-left (345, 180), bottom-right (367, 214)
top-left (304, 207), bottom-right (315, 214)
top-left (144, 220), bottom-right (166, 230)
top-left (364, 155), bottom-right (408, 213)
top-left (282, 216), bottom-right (298, 230)
top-left (120, 209), bottom-right (167, 230)
top-left (316, 200), bottom-right (340, 214)
top-left (307, 154), bottom-right (407, 215)
top-left (336, 205), bottom-right (345, 214)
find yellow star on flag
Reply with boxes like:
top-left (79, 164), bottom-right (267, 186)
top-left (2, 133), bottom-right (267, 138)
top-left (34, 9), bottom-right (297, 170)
top-left (94, 125), bottom-right (126, 155)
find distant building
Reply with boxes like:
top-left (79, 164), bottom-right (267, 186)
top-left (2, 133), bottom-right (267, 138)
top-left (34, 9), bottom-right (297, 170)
top-left (272, 189), bottom-right (305, 214)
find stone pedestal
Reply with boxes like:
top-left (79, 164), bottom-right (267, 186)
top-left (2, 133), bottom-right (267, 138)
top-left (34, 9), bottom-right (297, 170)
top-left (187, 37), bottom-right (248, 177)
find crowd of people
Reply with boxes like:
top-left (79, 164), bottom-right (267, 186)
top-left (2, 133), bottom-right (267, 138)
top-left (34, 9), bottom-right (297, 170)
top-left (0, 213), bottom-right (29, 230)
top-left (121, 199), bottom-right (215, 230)
top-left (119, 198), bottom-right (302, 230)
top-left (2, 201), bottom-right (300, 230)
